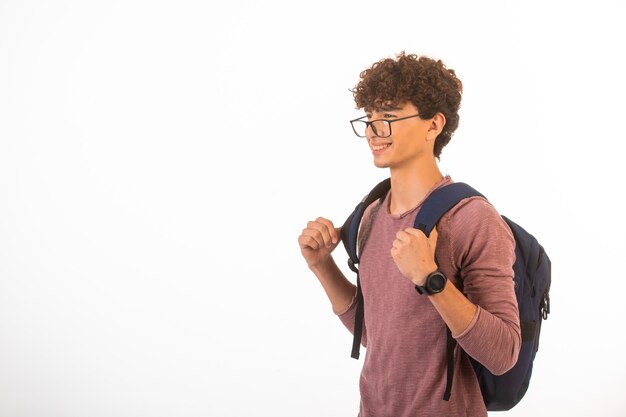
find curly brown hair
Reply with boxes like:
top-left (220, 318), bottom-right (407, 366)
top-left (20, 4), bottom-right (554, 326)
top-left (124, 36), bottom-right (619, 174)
top-left (352, 52), bottom-right (463, 159)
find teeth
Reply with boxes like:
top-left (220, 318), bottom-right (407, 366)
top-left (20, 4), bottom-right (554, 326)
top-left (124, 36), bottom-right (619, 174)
top-left (372, 144), bottom-right (391, 151)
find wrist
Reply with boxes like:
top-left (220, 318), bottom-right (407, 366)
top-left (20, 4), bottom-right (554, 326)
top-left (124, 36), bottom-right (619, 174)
top-left (411, 265), bottom-right (439, 286)
top-left (309, 257), bottom-right (337, 275)
top-left (415, 270), bottom-right (447, 296)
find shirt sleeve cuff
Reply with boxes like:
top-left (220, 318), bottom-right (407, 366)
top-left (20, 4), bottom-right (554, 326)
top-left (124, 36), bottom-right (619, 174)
top-left (453, 305), bottom-right (481, 339)
top-left (334, 288), bottom-right (358, 316)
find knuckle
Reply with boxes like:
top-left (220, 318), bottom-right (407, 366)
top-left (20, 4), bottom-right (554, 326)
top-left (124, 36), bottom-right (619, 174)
top-left (316, 217), bottom-right (333, 228)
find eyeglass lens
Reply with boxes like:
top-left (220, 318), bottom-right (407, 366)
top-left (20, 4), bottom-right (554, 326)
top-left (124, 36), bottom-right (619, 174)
top-left (352, 120), bottom-right (391, 138)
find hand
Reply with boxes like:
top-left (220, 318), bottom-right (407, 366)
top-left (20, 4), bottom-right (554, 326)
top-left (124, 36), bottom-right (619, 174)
top-left (298, 217), bottom-right (341, 270)
top-left (391, 226), bottom-right (439, 286)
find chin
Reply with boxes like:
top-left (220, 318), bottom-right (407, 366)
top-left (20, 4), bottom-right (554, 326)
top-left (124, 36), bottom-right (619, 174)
top-left (372, 158), bottom-right (390, 169)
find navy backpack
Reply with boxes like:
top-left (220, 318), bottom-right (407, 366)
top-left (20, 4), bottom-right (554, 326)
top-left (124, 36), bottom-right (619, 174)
top-left (340, 178), bottom-right (551, 411)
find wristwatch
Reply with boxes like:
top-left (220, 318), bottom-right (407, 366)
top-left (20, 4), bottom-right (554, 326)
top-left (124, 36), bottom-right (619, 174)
top-left (415, 271), bottom-right (447, 295)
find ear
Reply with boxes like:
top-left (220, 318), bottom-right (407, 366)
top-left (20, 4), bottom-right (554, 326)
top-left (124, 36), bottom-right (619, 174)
top-left (426, 112), bottom-right (446, 142)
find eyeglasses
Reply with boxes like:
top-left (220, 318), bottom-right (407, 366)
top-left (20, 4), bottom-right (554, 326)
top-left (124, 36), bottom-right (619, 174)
top-left (349, 113), bottom-right (422, 138)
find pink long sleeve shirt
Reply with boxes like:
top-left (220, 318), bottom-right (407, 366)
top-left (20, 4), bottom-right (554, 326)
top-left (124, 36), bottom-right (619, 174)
top-left (337, 176), bottom-right (521, 417)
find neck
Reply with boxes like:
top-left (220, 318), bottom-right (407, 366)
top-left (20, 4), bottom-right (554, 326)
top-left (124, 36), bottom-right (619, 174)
top-left (388, 157), bottom-right (444, 216)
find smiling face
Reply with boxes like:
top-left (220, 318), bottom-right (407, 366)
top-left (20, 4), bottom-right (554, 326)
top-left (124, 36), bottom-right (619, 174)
top-left (364, 101), bottom-right (443, 171)
top-left (352, 53), bottom-right (463, 159)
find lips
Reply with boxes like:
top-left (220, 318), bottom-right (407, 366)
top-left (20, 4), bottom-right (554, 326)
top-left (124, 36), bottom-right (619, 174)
top-left (371, 143), bottom-right (392, 152)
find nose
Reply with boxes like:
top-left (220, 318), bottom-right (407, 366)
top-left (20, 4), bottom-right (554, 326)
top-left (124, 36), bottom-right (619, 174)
top-left (365, 123), bottom-right (380, 138)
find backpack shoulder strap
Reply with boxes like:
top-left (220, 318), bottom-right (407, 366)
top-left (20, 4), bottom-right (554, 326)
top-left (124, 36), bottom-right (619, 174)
top-left (340, 178), bottom-right (391, 266)
top-left (414, 182), bottom-right (485, 236)
top-left (339, 178), bottom-right (391, 360)
top-left (412, 181), bottom-right (484, 401)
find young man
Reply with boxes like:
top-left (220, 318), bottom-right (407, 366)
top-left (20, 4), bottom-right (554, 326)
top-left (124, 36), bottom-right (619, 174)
top-left (298, 52), bottom-right (521, 417)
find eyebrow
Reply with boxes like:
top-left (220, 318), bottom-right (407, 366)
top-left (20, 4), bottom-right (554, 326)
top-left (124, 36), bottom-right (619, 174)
top-left (366, 104), bottom-right (403, 113)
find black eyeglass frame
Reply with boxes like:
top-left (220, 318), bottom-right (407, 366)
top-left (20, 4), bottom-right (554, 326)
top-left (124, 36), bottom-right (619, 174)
top-left (349, 113), bottom-right (422, 138)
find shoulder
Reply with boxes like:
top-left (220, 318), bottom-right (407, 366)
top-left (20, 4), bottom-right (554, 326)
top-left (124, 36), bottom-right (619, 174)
top-left (444, 197), bottom-right (512, 237)
top-left (441, 195), bottom-right (515, 262)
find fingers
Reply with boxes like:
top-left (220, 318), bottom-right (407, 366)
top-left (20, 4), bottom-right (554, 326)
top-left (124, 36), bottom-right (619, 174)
top-left (393, 227), bottom-right (438, 256)
top-left (298, 233), bottom-right (322, 251)
top-left (403, 226), bottom-right (438, 244)
top-left (315, 217), bottom-right (339, 245)
top-left (395, 229), bottom-right (409, 242)
top-left (392, 229), bottom-right (411, 254)
top-left (312, 217), bottom-right (338, 246)
top-left (299, 217), bottom-right (337, 250)
top-left (391, 226), bottom-right (439, 285)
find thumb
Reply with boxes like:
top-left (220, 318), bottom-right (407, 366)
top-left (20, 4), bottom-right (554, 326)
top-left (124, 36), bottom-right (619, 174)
top-left (334, 227), bottom-right (342, 244)
top-left (429, 226), bottom-right (439, 246)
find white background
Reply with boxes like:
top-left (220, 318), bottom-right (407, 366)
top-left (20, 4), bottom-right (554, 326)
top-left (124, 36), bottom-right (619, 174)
top-left (1, 0), bottom-right (625, 416)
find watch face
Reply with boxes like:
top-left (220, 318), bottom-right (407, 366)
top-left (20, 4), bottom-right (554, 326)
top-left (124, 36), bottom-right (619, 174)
top-left (427, 272), bottom-right (446, 293)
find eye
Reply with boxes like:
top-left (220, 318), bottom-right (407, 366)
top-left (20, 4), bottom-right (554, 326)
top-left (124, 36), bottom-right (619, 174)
top-left (383, 113), bottom-right (396, 119)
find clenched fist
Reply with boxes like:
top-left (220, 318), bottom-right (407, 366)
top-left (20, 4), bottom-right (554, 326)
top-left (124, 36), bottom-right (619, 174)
top-left (298, 217), bottom-right (341, 269)
top-left (391, 226), bottom-right (439, 286)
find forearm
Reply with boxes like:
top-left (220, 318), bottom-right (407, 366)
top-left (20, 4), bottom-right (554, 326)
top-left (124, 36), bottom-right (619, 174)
top-left (429, 281), bottom-right (519, 374)
top-left (310, 258), bottom-right (356, 314)
top-left (428, 280), bottom-right (478, 337)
